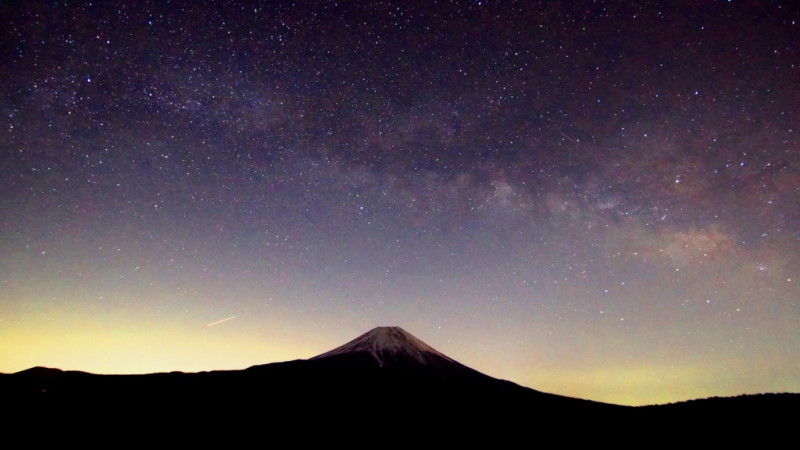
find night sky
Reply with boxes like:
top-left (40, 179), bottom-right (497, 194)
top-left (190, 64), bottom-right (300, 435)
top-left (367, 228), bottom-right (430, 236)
top-left (2, 0), bottom-right (798, 405)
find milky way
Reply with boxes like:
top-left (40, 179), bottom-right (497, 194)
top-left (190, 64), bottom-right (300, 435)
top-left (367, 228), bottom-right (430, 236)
top-left (2, 1), bottom-right (798, 405)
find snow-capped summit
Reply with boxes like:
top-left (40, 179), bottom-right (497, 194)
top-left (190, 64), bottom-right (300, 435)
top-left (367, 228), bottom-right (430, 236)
top-left (310, 326), bottom-right (473, 376)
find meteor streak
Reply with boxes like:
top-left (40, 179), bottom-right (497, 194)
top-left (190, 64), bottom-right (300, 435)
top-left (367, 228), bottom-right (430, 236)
top-left (206, 316), bottom-right (236, 327)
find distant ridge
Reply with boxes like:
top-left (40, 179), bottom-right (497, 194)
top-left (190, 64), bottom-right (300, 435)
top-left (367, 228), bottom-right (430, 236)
top-left (14, 367), bottom-right (92, 378)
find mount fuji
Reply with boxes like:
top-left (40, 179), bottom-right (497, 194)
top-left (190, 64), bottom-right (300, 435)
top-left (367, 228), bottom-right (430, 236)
top-left (245, 325), bottom-right (616, 419)
top-left (311, 326), bottom-right (462, 368)
top-left (3, 325), bottom-right (796, 434)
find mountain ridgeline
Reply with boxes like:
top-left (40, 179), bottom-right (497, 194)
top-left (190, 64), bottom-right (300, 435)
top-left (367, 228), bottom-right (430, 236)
top-left (2, 326), bottom-right (797, 431)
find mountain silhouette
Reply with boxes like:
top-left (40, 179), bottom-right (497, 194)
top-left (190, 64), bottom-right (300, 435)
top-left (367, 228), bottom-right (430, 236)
top-left (245, 326), bottom-right (615, 416)
top-left (2, 326), bottom-right (797, 437)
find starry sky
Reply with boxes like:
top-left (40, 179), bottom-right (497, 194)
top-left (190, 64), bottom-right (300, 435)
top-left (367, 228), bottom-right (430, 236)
top-left (1, 0), bottom-right (798, 405)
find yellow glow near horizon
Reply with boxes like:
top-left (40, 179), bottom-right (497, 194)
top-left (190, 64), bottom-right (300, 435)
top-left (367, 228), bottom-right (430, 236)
top-left (518, 360), bottom-right (800, 406)
top-left (0, 301), bottom-right (322, 375)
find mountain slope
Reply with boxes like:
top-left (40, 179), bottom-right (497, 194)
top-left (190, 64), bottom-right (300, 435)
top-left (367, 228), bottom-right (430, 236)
top-left (245, 325), bottom-right (617, 417)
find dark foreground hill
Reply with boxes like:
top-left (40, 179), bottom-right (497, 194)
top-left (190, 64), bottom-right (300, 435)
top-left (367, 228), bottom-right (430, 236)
top-left (2, 327), bottom-right (797, 437)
